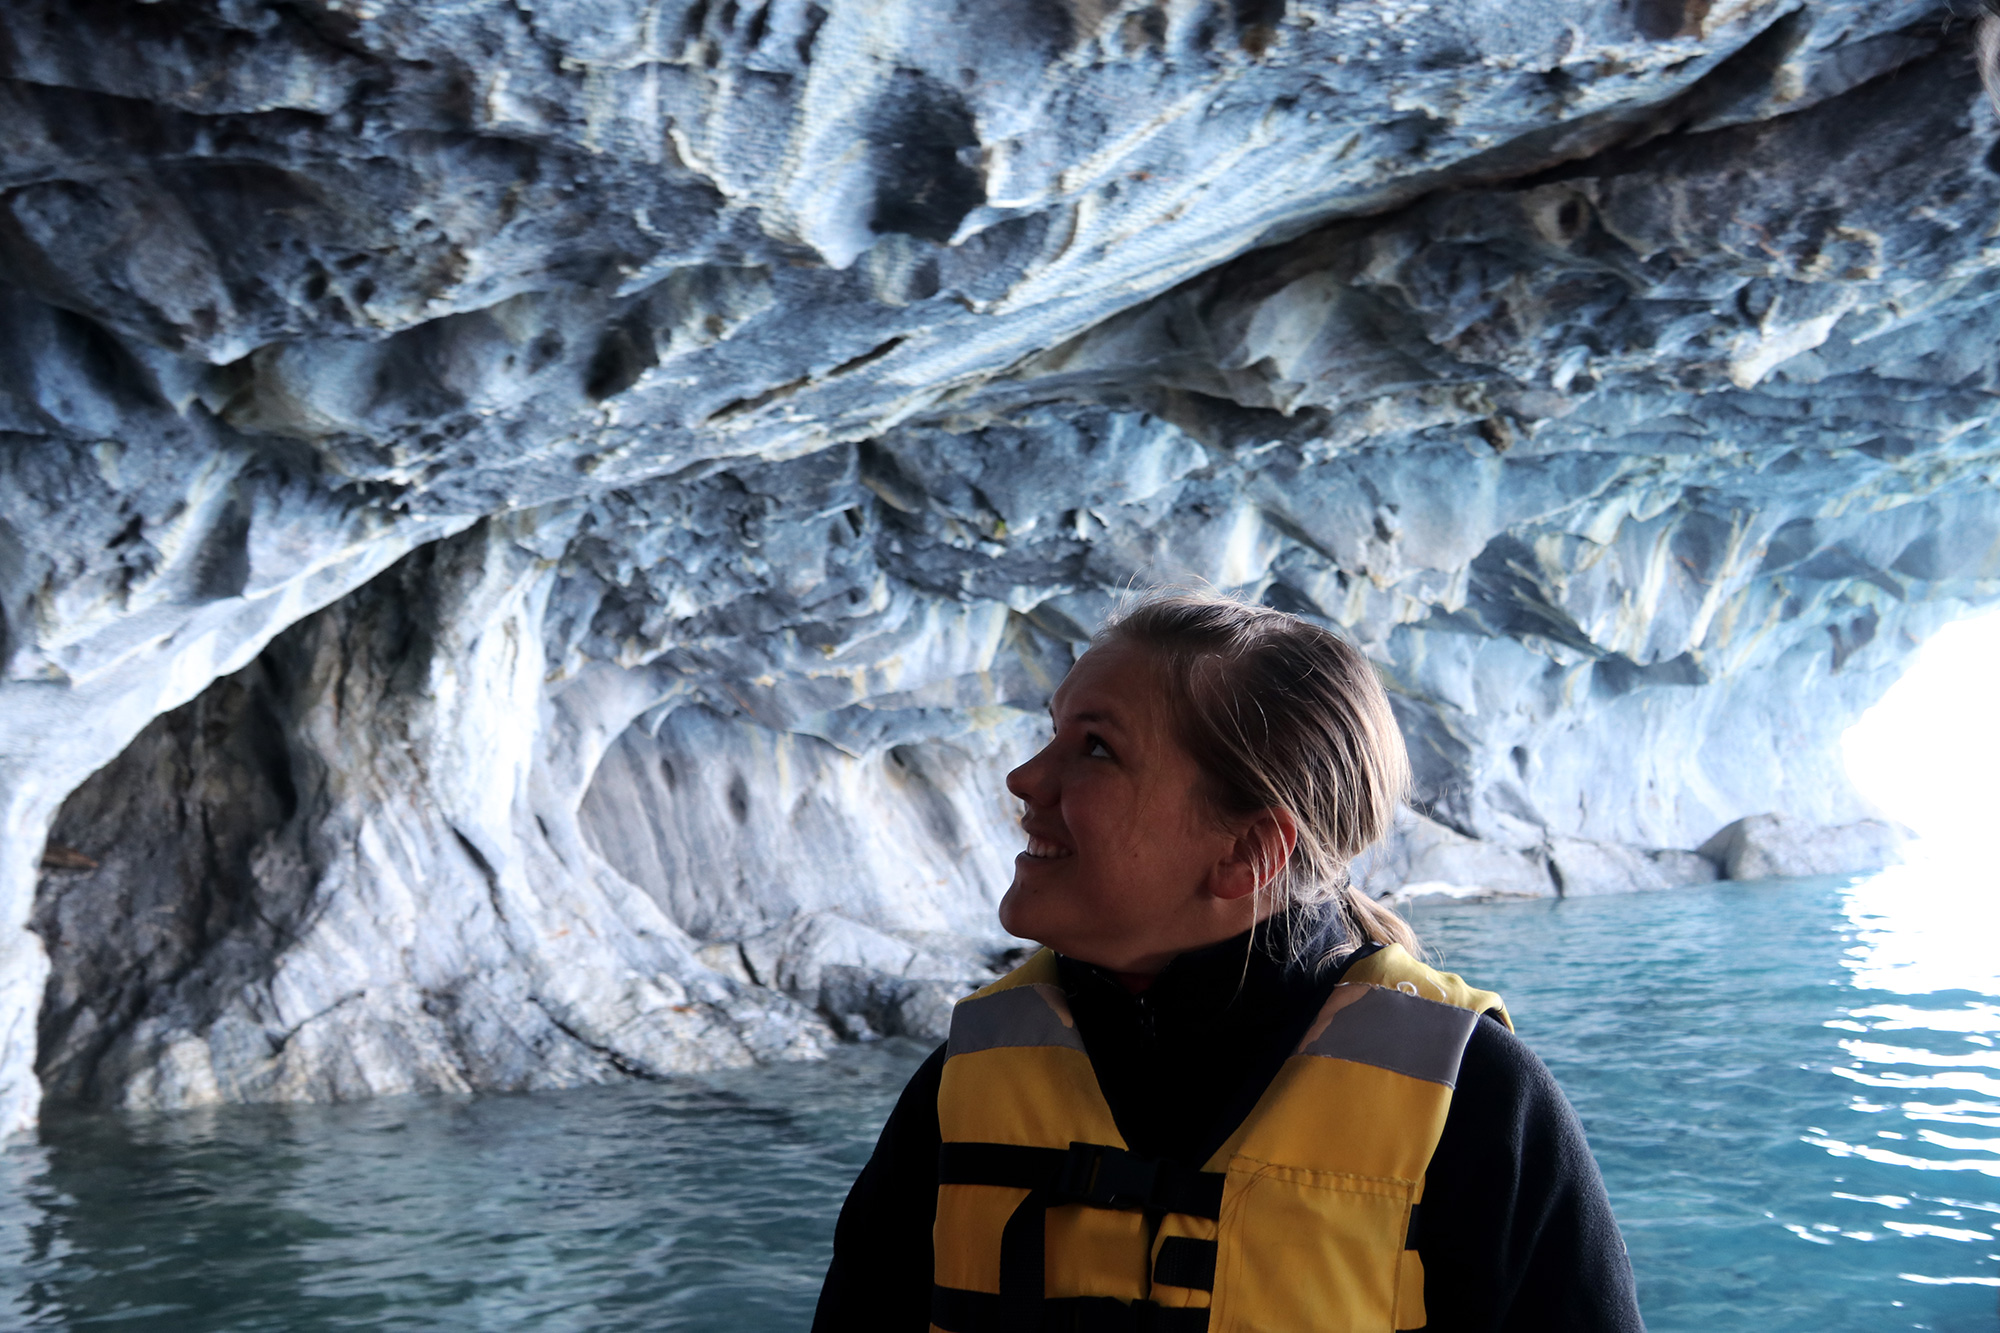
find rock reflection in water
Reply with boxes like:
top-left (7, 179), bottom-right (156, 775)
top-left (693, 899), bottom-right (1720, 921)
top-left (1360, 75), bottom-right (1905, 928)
top-left (0, 1041), bottom-right (925, 1331)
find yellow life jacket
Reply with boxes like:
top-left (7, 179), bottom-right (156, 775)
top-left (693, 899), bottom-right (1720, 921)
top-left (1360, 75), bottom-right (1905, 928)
top-left (932, 943), bottom-right (1510, 1333)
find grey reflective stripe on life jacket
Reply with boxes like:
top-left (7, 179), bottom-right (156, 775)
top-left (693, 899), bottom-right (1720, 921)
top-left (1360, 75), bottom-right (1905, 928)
top-left (945, 982), bottom-right (1085, 1058)
top-left (1301, 984), bottom-right (1483, 1088)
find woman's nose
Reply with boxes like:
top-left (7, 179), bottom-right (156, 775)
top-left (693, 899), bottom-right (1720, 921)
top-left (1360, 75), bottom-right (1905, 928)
top-left (1006, 742), bottom-right (1057, 806)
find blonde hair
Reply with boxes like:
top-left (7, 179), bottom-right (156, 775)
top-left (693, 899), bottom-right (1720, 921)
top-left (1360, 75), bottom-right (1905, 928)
top-left (1094, 590), bottom-right (1420, 965)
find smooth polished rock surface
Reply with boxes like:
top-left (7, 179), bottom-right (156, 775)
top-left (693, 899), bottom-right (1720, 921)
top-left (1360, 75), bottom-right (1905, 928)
top-left (1698, 813), bottom-right (1909, 882)
top-left (5, 0), bottom-right (1999, 1128)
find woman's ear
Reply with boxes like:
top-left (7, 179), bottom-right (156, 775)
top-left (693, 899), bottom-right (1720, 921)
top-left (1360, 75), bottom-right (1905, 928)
top-left (1206, 807), bottom-right (1300, 902)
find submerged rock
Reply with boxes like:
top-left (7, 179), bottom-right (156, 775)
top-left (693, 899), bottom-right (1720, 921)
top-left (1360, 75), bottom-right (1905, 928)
top-left (3, 0), bottom-right (1997, 1128)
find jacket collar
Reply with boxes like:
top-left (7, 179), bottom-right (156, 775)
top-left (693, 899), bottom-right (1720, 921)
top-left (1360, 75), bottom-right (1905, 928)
top-left (1055, 903), bottom-right (1350, 1034)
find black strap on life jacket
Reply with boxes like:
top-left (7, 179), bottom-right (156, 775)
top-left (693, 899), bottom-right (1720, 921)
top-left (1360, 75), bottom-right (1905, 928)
top-left (934, 1142), bottom-right (1225, 1333)
top-left (1149, 1236), bottom-right (1217, 1292)
top-left (938, 1141), bottom-right (1226, 1217)
top-left (931, 1287), bottom-right (1212, 1333)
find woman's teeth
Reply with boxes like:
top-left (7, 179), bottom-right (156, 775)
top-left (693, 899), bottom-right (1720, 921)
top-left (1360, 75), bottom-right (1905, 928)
top-left (1023, 835), bottom-right (1072, 860)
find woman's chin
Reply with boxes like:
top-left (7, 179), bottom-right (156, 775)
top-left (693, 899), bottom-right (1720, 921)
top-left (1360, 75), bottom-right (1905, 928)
top-left (997, 880), bottom-right (1067, 948)
top-left (995, 883), bottom-right (1034, 940)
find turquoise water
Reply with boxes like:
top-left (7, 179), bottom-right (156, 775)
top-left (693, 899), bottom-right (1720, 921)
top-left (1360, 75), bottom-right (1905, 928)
top-left (1, 869), bottom-right (1994, 1330)
top-left (1414, 866), bottom-right (1999, 1333)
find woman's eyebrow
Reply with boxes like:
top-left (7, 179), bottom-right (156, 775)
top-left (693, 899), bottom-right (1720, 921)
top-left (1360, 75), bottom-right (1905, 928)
top-left (1046, 705), bottom-right (1122, 727)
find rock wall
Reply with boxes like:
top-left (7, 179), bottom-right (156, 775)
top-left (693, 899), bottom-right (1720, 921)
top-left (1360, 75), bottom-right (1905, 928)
top-left (5, 0), bottom-right (1999, 1129)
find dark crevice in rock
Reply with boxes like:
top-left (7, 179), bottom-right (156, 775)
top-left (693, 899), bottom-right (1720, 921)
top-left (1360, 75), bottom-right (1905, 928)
top-left (31, 656), bottom-right (318, 1106)
top-left (528, 996), bottom-right (664, 1082)
top-left (867, 71), bottom-right (984, 244)
top-left (450, 824), bottom-right (505, 924)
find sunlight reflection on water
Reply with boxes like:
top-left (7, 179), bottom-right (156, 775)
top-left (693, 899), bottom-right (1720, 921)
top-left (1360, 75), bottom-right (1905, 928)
top-left (1842, 856), bottom-right (2000, 996)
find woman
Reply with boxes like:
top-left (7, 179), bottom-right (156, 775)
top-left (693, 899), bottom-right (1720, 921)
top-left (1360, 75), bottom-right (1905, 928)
top-left (815, 593), bottom-right (1644, 1332)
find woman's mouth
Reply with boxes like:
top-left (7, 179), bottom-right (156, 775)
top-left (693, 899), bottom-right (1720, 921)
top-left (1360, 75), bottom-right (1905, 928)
top-left (1022, 834), bottom-right (1073, 860)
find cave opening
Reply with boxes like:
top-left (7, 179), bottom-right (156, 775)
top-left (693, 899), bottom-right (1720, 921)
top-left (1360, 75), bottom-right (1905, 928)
top-left (1842, 607), bottom-right (2000, 867)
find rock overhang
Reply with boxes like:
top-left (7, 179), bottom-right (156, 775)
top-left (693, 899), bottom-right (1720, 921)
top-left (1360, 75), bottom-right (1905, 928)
top-left (2, 0), bottom-right (1995, 1131)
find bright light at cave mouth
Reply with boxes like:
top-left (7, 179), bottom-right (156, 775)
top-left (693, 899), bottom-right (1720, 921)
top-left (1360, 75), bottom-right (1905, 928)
top-left (1842, 609), bottom-right (2000, 868)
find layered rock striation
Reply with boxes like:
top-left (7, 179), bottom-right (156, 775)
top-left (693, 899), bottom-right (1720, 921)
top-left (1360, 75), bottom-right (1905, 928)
top-left (5, 0), bottom-right (1997, 1131)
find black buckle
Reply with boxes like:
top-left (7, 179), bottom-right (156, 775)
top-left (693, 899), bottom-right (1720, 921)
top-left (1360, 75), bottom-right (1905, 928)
top-left (1056, 1142), bottom-right (1159, 1210)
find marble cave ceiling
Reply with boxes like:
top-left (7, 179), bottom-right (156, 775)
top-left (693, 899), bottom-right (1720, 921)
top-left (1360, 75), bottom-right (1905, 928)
top-left (2, 0), bottom-right (1999, 1129)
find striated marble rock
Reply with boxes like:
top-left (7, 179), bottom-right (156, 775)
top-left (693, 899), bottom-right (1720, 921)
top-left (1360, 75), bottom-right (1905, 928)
top-left (5, 0), bottom-right (2000, 1130)
top-left (34, 520), bottom-right (829, 1114)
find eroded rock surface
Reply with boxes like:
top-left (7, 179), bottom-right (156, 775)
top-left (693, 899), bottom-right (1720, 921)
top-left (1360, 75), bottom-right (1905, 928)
top-left (5, 0), bottom-right (1998, 1128)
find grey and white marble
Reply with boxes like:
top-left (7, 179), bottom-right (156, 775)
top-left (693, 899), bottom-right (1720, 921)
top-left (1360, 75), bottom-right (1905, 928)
top-left (5, 0), bottom-right (1997, 1131)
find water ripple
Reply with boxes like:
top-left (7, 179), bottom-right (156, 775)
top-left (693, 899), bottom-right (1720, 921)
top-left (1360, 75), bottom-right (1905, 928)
top-left (1416, 864), bottom-right (2000, 1333)
top-left (1, 870), bottom-right (1994, 1331)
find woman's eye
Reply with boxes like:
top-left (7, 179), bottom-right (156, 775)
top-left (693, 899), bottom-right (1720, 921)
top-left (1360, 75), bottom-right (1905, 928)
top-left (1085, 734), bottom-right (1112, 759)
